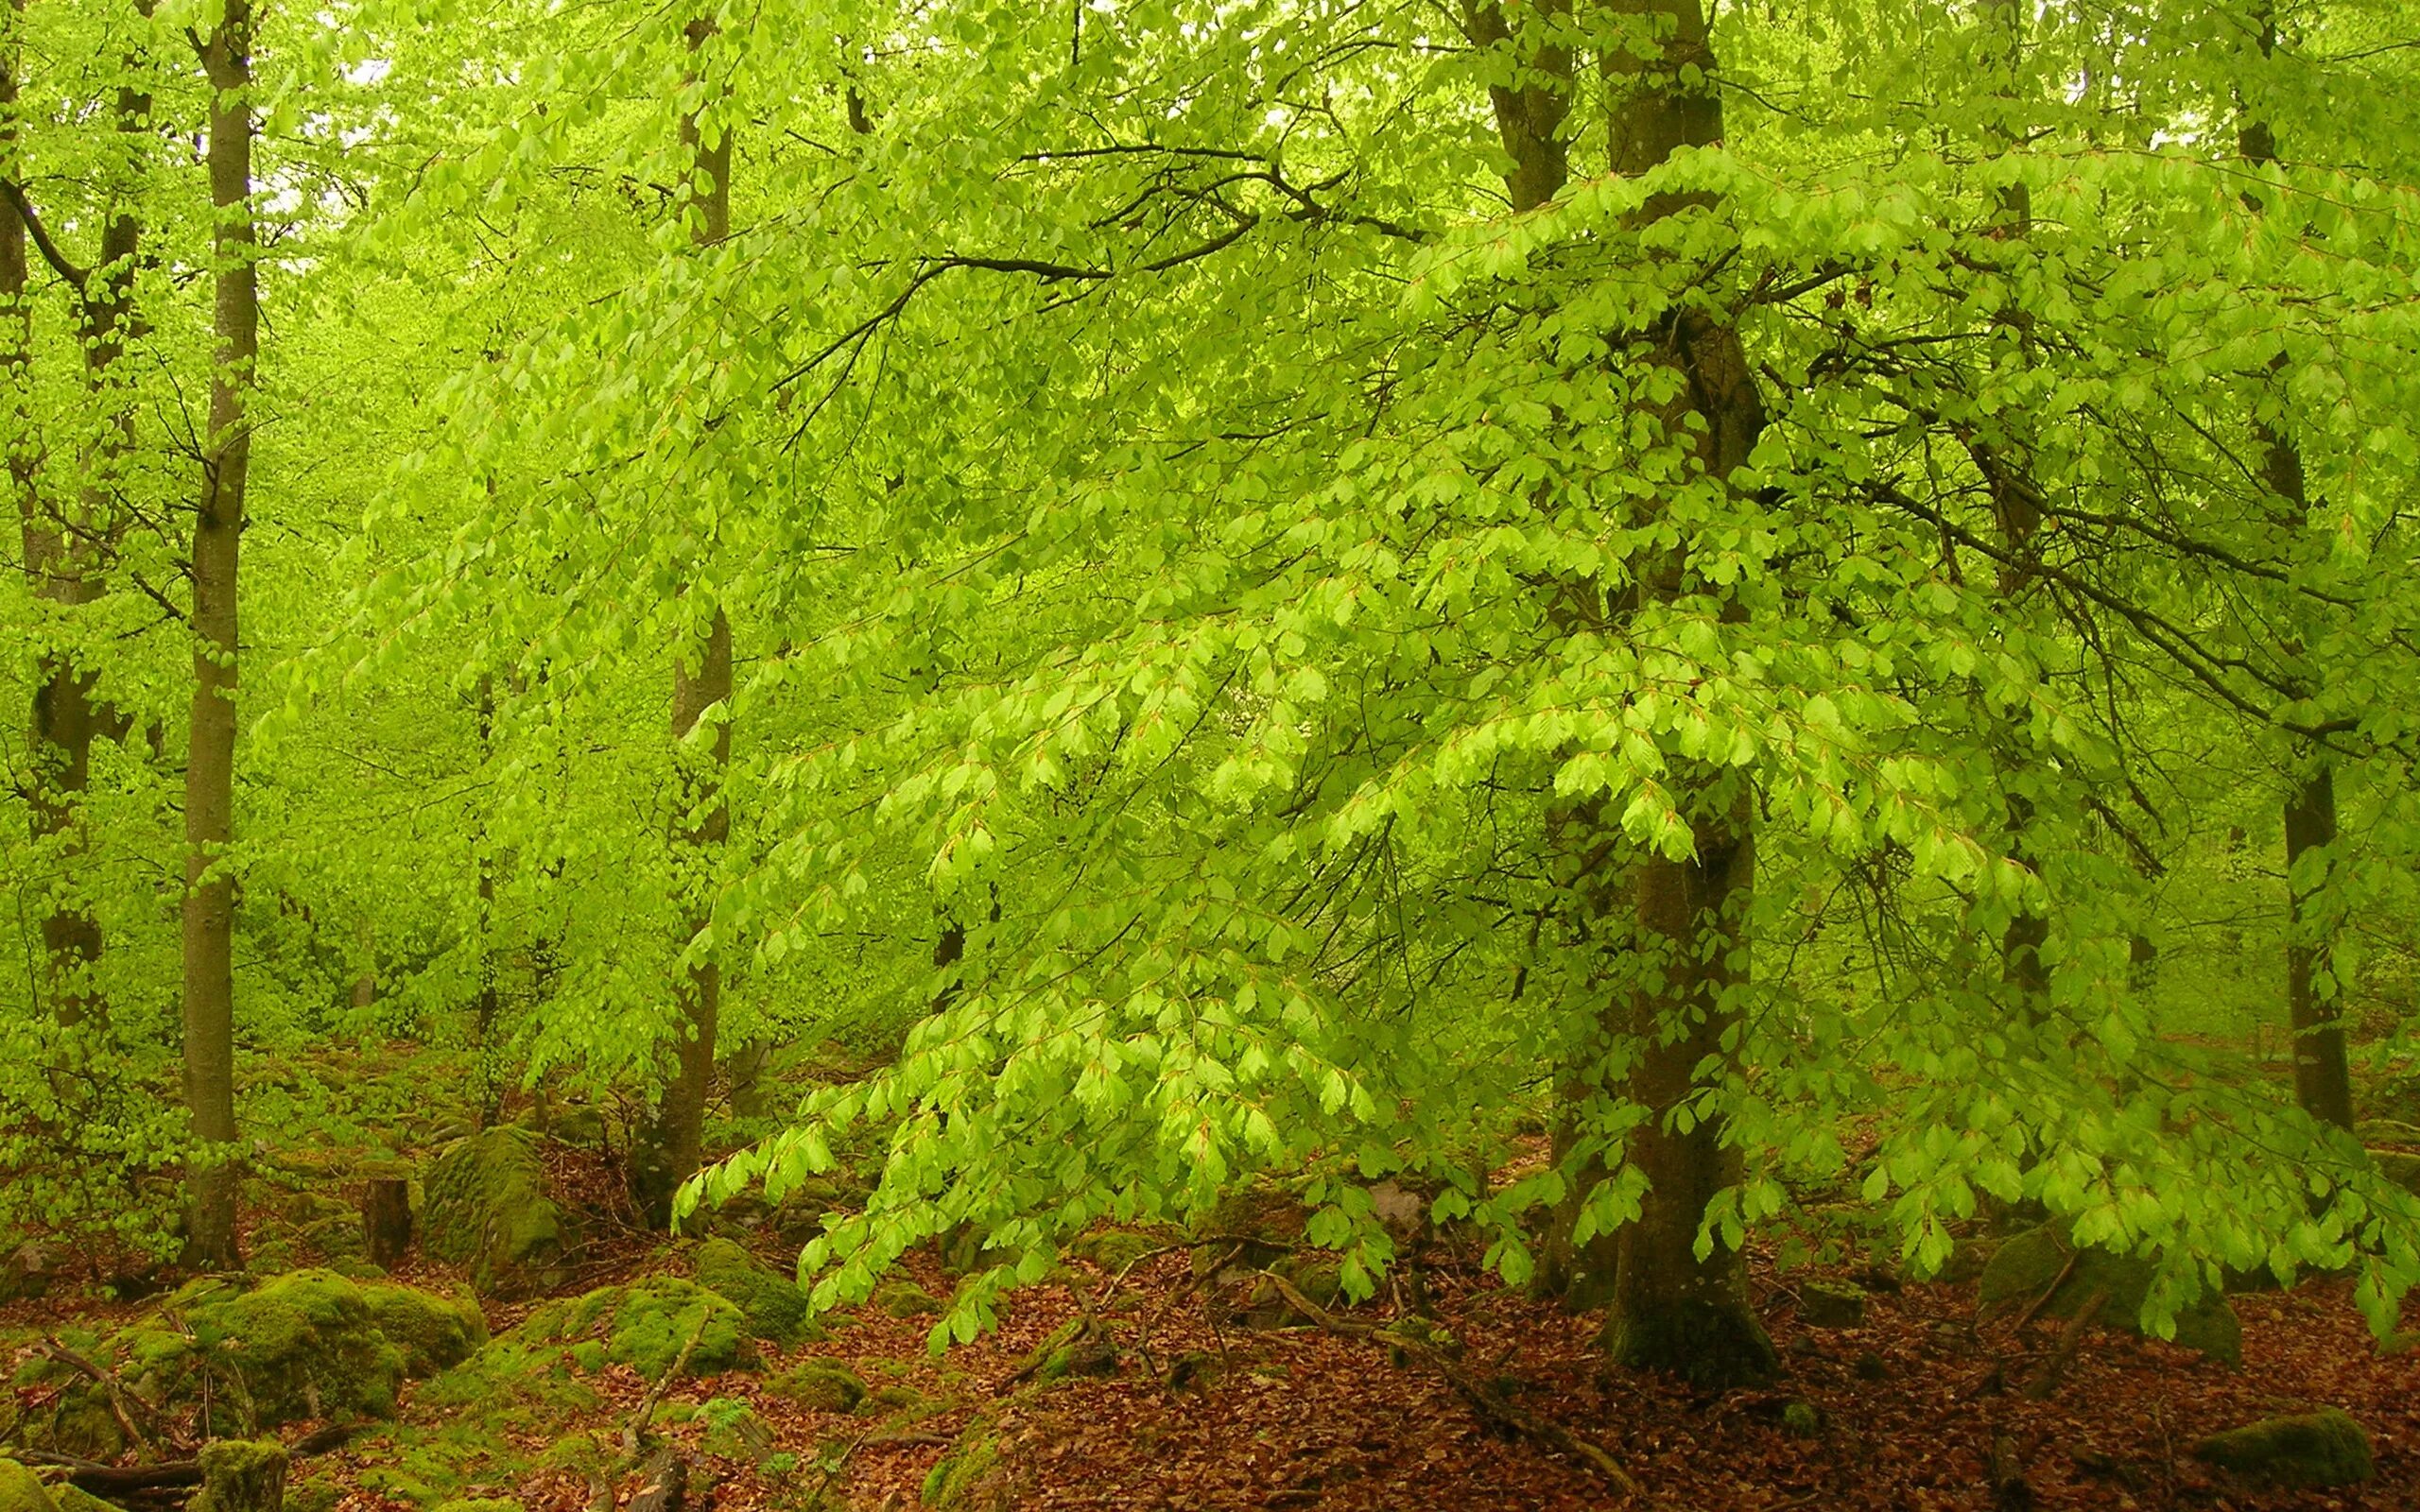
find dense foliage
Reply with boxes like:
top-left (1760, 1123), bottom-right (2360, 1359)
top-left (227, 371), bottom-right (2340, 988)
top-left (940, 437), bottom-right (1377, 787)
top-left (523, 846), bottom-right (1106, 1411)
top-left (6, 0), bottom-right (2420, 1386)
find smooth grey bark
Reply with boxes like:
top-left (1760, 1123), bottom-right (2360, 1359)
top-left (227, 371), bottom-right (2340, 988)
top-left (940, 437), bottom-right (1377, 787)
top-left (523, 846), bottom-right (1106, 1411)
top-left (634, 26), bottom-right (734, 1228)
top-left (181, 0), bottom-right (258, 1271)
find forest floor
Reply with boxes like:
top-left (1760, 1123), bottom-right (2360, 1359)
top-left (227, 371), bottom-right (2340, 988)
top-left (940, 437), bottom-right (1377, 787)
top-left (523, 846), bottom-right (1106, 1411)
top-left (5, 1048), bottom-right (2416, 1511)
top-left (17, 1211), bottom-right (2415, 1511)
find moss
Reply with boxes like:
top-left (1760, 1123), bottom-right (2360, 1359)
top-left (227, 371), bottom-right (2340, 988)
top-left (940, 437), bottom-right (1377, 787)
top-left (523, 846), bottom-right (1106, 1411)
top-left (282, 1474), bottom-right (342, 1512)
top-left (362, 1281), bottom-right (488, 1377)
top-left (921, 1425), bottom-right (1002, 1509)
top-left (517, 1277), bottom-right (752, 1378)
top-left (873, 1280), bottom-right (944, 1319)
top-left (1072, 1230), bottom-right (1159, 1274)
top-left (766, 1359), bottom-right (866, 1412)
top-left (0, 1461), bottom-right (57, 1512)
top-left (540, 1434), bottom-right (603, 1471)
top-left (1979, 1227), bottom-right (2240, 1366)
top-left (431, 1501), bottom-right (526, 1512)
top-left (423, 1126), bottom-right (568, 1297)
top-left (193, 1440), bottom-right (289, 1512)
top-left (183, 1269), bottom-right (408, 1426)
top-left (1782, 1400), bottom-right (1824, 1437)
top-left (1799, 1280), bottom-right (1867, 1329)
top-left (694, 1238), bottom-right (818, 1345)
top-left (52, 1489), bottom-right (118, 1512)
top-left (2192, 1410), bottom-right (2374, 1487)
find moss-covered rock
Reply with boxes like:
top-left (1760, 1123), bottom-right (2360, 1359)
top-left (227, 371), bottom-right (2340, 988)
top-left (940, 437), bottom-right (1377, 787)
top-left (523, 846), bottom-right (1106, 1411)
top-left (1978, 1227), bottom-right (2240, 1365)
top-left (365, 1281), bottom-right (489, 1377)
top-left (52, 1486), bottom-right (122, 1512)
top-left (765, 1359), bottom-right (866, 1412)
top-left (2192, 1410), bottom-right (2374, 1487)
top-left (431, 1500), bottom-right (526, 1512)
top-left (1071, 1229), bottom-right (1159, 1275)
top-left (424, 1126), bottom-right (568, 1297)
top-left (74, 1270), bottom-right (463, 1433)
top-left (694, 1238), bottom-right (818, 1345)
top-left (192, 1439), bottom-right (288, 1512)
top-left (0, 1461), bottom-right (57, 1512)
top-left (517, 1276), bottom-right (753, 1378)
top-left (873, 1280), bottom-right (945, 1319)
top-left (922, 1423), bottom-right (1003, 1509)
top-left (1800, 1280), bottom-right (1867, 1329)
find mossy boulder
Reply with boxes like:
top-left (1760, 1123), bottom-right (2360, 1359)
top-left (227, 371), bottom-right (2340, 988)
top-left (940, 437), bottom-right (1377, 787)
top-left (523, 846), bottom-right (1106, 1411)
top-left (0, 1461), bottom-right (57, 1512)
top-left (694, 1238), bottom-right (818, 1345)
top-left (364, 1280), bottom-right (489, 1376)
top-left (873, 1280), bottom-right (945, 1319)
top-left (2192, 1409), bottom-right (2374, 1487)
top-left (1978, 1227), bottom-right (2240, 1365)
top-left (432, 1500), bottom-right (526, 1512)
top-left (25, 1270), bottom-right (485, 1439)
top-left (192, 1439), bottom-right (288, 1512)
top-left (517, 1276), bottom-right (753, 1378)
top-left (1799, 1280), bottom-right (1868, 1329)
top-left (424, 1126), bottom-right (569, 1297)
top-left (1071, 1229), bottom-right (1159, 1275)
top-left (922, 1423), bottom-right (1003, 1509)
top-left (765, 1359), bottom-right (866, 1412)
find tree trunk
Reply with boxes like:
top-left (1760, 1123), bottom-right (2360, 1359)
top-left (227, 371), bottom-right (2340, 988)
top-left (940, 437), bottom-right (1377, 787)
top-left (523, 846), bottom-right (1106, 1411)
top-left (1575, 0), bottom-right (1773, 1389)
top-left (2284, 763), bottom-right (2353, 1127)
top-left (181, 0), bottom-right (258, 1272)
top-left (1468, 0), bottom-right (1773, 1386)
top-left (362, 1174), bottom-right (413, 1267)
top-left (2238, 10), bottom-right (2354, 1134)
top-left (11, 9), bottom-right (148, 1031)
top-left (634, 25), bottom-right (733, 1230)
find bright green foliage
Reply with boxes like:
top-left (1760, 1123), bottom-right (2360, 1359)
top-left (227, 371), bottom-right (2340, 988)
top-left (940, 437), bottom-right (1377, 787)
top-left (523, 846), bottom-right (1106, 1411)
top-left (4, 0), bottom-right (2420, 1385)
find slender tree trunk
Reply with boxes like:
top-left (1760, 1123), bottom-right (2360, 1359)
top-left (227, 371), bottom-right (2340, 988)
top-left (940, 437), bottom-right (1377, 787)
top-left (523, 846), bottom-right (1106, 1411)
top-left (2238, 10), bottom-right (2354, 1134)
top-left (633, 22), bottom-right (733, 1229)
top-left (2283, 764), bottom-right (2353, 1126)
top-left (181, 0), bottom-right (257, 1270)
top-left (472, 674), bottom-right (506, 1127)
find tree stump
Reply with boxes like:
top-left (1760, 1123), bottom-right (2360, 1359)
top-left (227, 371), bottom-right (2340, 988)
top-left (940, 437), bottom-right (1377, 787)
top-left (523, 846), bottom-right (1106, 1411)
top-left (194, 1439), bottom-right (287, 1512)
top-left (628, 1448), bottom-right (687, 1512)
top-left (363, 1175), bottom-right (413, 1267)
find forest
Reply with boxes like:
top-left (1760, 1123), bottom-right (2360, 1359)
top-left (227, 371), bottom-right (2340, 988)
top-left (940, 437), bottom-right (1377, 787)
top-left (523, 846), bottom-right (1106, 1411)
top-left (1, 0), bottom-right (2418, 1506)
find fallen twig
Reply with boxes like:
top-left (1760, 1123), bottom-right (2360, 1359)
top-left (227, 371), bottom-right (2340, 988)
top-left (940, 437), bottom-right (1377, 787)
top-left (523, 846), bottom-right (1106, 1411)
top-left (37, 1334), bottom-right (181, 1457)
top-left (2022, 1289), bottom-right (2108, 1400)
top-left (2009, 1250), bottom-right (2082, 1332)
